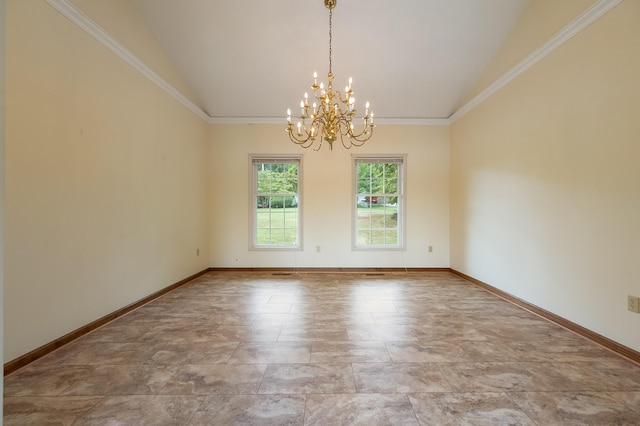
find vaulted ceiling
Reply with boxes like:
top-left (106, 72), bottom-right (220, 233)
top-left (128, 0), bottom-right (530, 123)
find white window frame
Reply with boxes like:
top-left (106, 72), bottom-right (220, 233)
top-left (352, 154), bottom-right (406, 250)
top-left (250, 154), bottom-right (303, 250)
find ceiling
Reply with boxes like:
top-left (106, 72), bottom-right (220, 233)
top-left (131, 0), bottom-right (530, 122)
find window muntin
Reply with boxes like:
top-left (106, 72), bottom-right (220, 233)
top-left (354, 156), bottom-right (404, 249)
top-left (251, 156), bottom-right (301, 249)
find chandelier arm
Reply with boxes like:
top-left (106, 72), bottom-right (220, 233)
top-left (349, 126), bottom-right (375, 143)
top-left (287, 122), bottom-right (315, 146)
top-left (339, 131), bottom-right (350, 150)
top-left (338, 114), bottom-right (374, 143)
top-left (287, 131), bottom-right (314, 148)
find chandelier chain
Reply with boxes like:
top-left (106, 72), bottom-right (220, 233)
top-left (328, 7), bottom-right (332, 74)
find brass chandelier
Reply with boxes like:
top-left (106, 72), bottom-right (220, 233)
top-left (286, 0), bottom-right (374, 150)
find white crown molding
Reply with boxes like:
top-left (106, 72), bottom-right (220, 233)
top-left (44, 0), bottom-right (211, 122)
top-left (207, 116), bottom-right (450, 126)
top-left (371, 117), bottom-right (451, 126)
top-left (46, 0), bottom-right (621, 127)
top-left (207, 116), bottom-right (286, 125)
top-left (449, 0), bottom-right (623, 123)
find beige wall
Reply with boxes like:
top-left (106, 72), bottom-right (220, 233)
top-left (450, 0), bottom-right (640, 351)
top-left (70, 0), bottom-right (200, 108)
top-left (208, 124), bottom-right (450, 268)
top-left (4, 0), bottom-right (209, 361)
top-left (1, 0), bottom-right (6, 410)
top-left (457, 0), bottom-right (597, 109)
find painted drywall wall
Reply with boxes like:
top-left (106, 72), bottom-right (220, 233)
top-left (450, 0), bottom-right (640, 350)
top-left (1, 0), bottom-right (6, 411)
top-left (209, 124), bottom-right (450, 268)
top-left (5, 0), bottom-right (209, 361)
top-left (71, 0), bottom-right (200, 108)
top-left (456, 0), bottom-right (597, 110)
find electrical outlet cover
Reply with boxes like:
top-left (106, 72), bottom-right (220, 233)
top-left (628, 295), bottom-right (640, 313)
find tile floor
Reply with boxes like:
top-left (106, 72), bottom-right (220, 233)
top-left (4, 271), bottom-right (640, 425)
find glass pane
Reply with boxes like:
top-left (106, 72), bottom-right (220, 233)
top-left (357, 178), bottom-right (371, 194)
top-left (384, 176), bottom-right (398, 194)
top-left (370, 229), bottom-right (386, 245)
top-left (284, 228), bottom-right (298, 245)
top-left (385, 230), bottom-right (398, 245)
top-left (356, 206), bottom-right (372, 230)
top-left (285, 178), bottom-right (298, 194)
top-left (357, 163), bottom-right (371, 177)
top-left (282, 196), bottom-right (295, 208)
top-left (357, 230), bottom-right (371, 245)
top-left (256, 228), bottom-right (271, 245)
top-left (276, 209), bottom-right (286, 228)
top-left (256, 209), bottom-right (270, 227)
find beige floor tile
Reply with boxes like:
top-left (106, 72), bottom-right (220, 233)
top-left (60, 364), bottom-right (179, 396)
top-left (3, 396), bottom-right (103, 426)
top-left (352, 363), bottom-right (452, 393)
top-left (549, 360), bottom-right (640, 391)
top-left (74, 395), bottom-right (204, 426)
top-left (509, 391), bottom-right (640, 425)
top-left (437, 361), bottom-right (587, 393)
top-left (606, 391), bottom-right (640, 414)
top-left (190, 394), bottom-right (305, 425)
top-left (279, 325), bottom-right (349, 342)
top-left (253, 313), bottom-right (315, 326)
top-left (145, 341), bottom-right (239, 365)
top-left (209, 325), bottom-right (283, 342)
top-left (4, 365), bottom-right (96, 397)
top-left (385, 341), bottom-right (471, 363)
top-left (160, 364), bottom-right (267, 395)
top-left (408, 392), bottom-right (535, 425)
top-left (36, 341), bottom-right (156, 365)
top-left (310, 341), bottom-right (391, 363)
top-left (228, 342), bottom-right (312, 364)
top-left (313, 312), bottom-right (377, 325)
top-left (259, 363), bottom-right (356, 394)
top-left (304, 393), bottom-right (418, 425)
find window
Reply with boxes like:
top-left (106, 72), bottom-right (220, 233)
top-left (251, 156), bottom-right (302, 249)
top-left (353, 155), bottom-right (405, 249)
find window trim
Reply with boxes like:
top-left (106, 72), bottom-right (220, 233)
top-left (249, 154), bottom-right (303, 251)
top-left (352, 154), bottom-right (406, 251)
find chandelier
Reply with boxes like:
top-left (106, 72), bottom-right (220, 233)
top-left (286, 0), bottom-right (374, 150)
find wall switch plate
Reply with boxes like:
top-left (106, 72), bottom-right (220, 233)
top-left (628, 295), bottom-right (640, 313)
